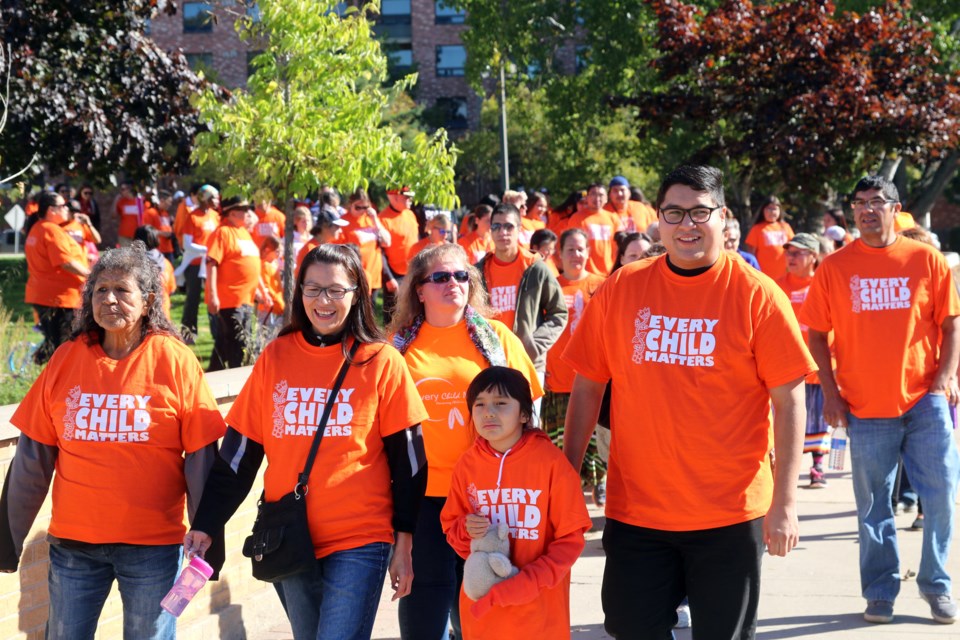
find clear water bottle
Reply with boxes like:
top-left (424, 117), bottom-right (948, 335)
top-left (161, 555), bottom-right (214, 617)
top-left (829, 427), bottom-right (847, 471)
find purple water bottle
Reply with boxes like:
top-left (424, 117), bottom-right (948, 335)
top-left (161, 556), bottom-right (213, 617)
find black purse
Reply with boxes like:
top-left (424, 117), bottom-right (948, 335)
top-left (241, 341), bottom-right (358, 583)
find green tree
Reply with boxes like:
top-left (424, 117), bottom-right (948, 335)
top-left (192, 0), bottom-right (458, 312)
top-left (0, 0), bottom-right (216, 184)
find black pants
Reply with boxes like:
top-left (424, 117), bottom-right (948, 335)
top-left (181, 263), bottom-right (203, 339)
top-left (33, 305), bottom-right (75, 364)
top-left (602, 517), bottom-right (764, 640)
top-left (398, 496), bottom-right (463, 640)
top-left (208, 305), bottom-right (253, 371)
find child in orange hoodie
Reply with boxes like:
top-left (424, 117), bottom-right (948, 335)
top-left (440, 367), bottom-right (592, 639)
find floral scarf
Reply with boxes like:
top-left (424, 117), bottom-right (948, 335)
top-left (393, 305), bottom-right (506, 367)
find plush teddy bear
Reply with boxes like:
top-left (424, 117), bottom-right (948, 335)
top-left (463, 522), bottom-right (519, 600)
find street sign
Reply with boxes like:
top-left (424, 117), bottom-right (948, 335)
top-left (4, 205), bottom-right (25, 253)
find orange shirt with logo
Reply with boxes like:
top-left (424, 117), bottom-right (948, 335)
top-left (745, 220), bottom-right (794, 278)
top-left (25, 220), bottom-right (87, 308)
top-left (180, 207), bottom-right (220, 266)
top-left (563, 253), bottom-right (815, 531)
top-left (206, 224), bottom-right (262, 309)
top-left (142, 205), bottom-right (175, 255)
top-left (173, 198), bottom-right (197, 241)
top-left (459, 232), bottom-right (494, 264)
top-left (519, 216), bottom-right (546, 248)
top-left (251, 206), bottom-right (286, 249)
top-left (11, 334), bottom-right (226, 544)
top-left (440, 430), bottom-right (592, 640)
top-left (398, 319), bottom-right (542, 497)
top-left (61, 219), bottom-right (94, 268)
top-left (546, 273), bottom-right (606, 393)
top-left (227, 336), bottom-right (429, 559)
top-left (115, 196), bottom-right (142, 239)
top-left (800, 237), bottom-right (960, 418)
top-left (379, 206), bottom-right (420, 277)
top-left (567, 210), bottom-right (622, 275)
top-left (483, 249), bottom-right (538, 331)
top-left (776, 272), bottom-right (836, 385)
top-left (336, 211), bottom-right (383, 289)
top-left (604, 200), bottom-right (656, 235)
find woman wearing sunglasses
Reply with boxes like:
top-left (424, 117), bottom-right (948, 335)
top-left (388, 243), bottom-right (542, 640)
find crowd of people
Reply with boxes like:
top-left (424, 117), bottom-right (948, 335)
top-left (1, 165), bottom-right (957, 640)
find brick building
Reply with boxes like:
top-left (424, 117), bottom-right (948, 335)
top-left (148, 0), bottom-right (481, 131)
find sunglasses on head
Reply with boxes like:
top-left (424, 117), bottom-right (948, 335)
top-left (421, 270), bottom-right (469, 284)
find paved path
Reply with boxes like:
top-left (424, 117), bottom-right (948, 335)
top-left (244, 462), bottom-right (960, 639)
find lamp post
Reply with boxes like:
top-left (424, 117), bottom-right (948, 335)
top-left (497, 59), bottom-right (510, 192)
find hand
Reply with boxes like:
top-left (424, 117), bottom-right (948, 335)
top-left (821, 391), bottom-right (849, 429)
top-left (76, 213), bottom-right (91, 226)
top-left (930, 376), bottom-right (960, 406)
top-left (385, 278), bottom-right (398, 293)
top-left (469, 583), bottom-right (501, 618)
top-left (208, 296), bottom-right (220, 315)
top-left (465, 514), bottom-right (491, 539)
top-left (184, 530), bottom-right (213, 558)
top-left (763, 501), bottom-right (799, 557)
top-left (389, 533), bottom-right (414, 601)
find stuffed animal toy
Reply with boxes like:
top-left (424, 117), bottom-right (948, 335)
top-left (463, 523), bottom-right (519, 600)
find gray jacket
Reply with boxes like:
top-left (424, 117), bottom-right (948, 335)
top-left (477, 253), bottom-right (567, 372)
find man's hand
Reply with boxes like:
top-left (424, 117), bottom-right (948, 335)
top-left (763, 501), bottom-right (799, 557)
top-left (389, 532), bottom-right (414, 601)
top-left (207, 296), bottom-right (220, 315)
top-left (930, 375), bottom-right (960, 406)
top-left (465, 513), bottom-right (491, 539)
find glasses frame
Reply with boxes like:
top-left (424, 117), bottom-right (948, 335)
top-left (658, 204), bottom-right (724, 225)
top-left (490, 222), bottom-right (517, 233)
top-left (301, 285), bottom-right (357, 300)
top-left (850, 198), bottom-right (896, 210)
top-left (420, 270), bottom-right (470, 285)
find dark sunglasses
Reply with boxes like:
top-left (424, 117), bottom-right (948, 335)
top-left (421, 270), bottom-right (469, 285)
top-left (490, 222), bottom-right (516, 232)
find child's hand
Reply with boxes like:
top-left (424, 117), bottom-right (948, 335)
top-left (465, 513), bottom-right (490, 539)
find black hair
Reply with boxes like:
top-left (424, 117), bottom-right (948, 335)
top-left (559, 227), bottom-right (588, 251)
top-left (752, 195), bottom-right (783, 225)
top-left (134, 224), bottom-right (160, 250)
top-left (491, 203), bottom-right (521, 225)
top-left (529, 228), bottom-right (557, 250)
top-left (853, 175), bottom-right (900, 203)
top-left (466, 366), bottom-right (537, 431)
top-left (277, 243), bottom-right (384, 363)
top-left (656, 165), bottom-right (726, 210)
top-left (612, 231), bottom-right (648, 273)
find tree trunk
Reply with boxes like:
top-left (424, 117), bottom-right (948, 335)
top-left (906, 150), bottom-right (960, 218)
top-left (878, 155), bottom-right (902, 182)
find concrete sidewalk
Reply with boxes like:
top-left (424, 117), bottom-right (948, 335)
top-left (234, 464), bottom-right (960, 640)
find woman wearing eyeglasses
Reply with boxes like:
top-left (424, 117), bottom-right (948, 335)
top-left (185, 244), bottom-right (429, 640)
top-left (407, 212), bottom-right (453, 260)
top-left (388, 243), bottom-right (542, 640)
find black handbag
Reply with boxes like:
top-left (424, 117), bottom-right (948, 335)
top-left (241, 341), bottom-right (358, 583)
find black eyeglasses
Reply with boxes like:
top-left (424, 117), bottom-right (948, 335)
top-left (421, 271), bottom-right (469, 284)
top-left (659, 205), bottom-right (724, 225)
top-left (490, 222), bottom-right (517, 232)
top-left (302, 285), bottom-right (357, 299)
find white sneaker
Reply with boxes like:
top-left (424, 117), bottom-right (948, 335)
top-left (674, 603), bottom-right (691, 628)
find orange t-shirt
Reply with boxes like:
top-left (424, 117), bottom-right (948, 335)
top-left (260, 258), bottom-right (285, 315)
top-left (519, 216), bottom-right (546, 248)
top-left (440, 431), bottom-right (592, 640)
top-left (745, 220), bottom-right (794, 278)
top-left (296, 237), bottom-right (322, 276)
top-left (251, 206), bottom-right (286, 249)
top-left (11, 334), bottom-right (226, 544)
top-left (545, 273), bottom-right (605, 393)
top-left (61, 219), bottom-right (93, 268)
top-left (546, 211), bottom-right (573, 237)
top-left (173, 198), bottom-right (197, 241)
top-left (775, 272), bottom-right (836, 385)
top-left (799, 237), bottom-right (960, 418)
top-left (24, 220), bottom-right (87, 308)
top-left (459, 232), bottom-right (494, 264)
top-left (336, 211), bottom-right (383, 289)
top-left (227, 335), bottom-right (428, 559)
top-left (407, 237), bottom-right (445, 261)
top-left (379, 206), bottom-right (420, 277)
top-left (398, 318), bottom-right (542, 496)
top-left (115, 196), bottom-right (142, 239)
top-left (142, 205), bottom-right (175, 255)
top-left (206, 224), bottom-right (262, 309)
top-left (179, 207), bottom-right (220, 266)
top-left (603, 201), bottom-right (656, 235)
top-left (567, 209), bottom-right (621, 275)
top-left (161, 258), bottom-right (176, 319)
top-left (483, 249), bottom-right (538, 331)
top-left (563, 252), bottom-right (815, 531)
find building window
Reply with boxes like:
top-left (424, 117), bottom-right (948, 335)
top-left (183, 2), bottom-right (214, 33)
top-left (387, 44), bottom-right (413, 74)
top-left (381, 0), bottom-right (411, 24)
top-left (436, 45), bottom-right (466, 77)
top-left (435, 0), bottom-right (465, 24)
top-left (246, 3), bottom-right (261, 23)
top-left (185, 53), bottom-right (214, 73)
top-left (436, 97), bottom-right (468, 129)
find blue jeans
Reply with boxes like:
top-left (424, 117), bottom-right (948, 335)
top-left (46, 542), bottom-right (181, 640)
top-left (848, 393), bottom-right (960, 602)
top-left (278, 542), bottom-right (390, 640)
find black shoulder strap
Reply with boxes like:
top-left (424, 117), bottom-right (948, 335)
top-left (295, 340), bottom-right (360, 493)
